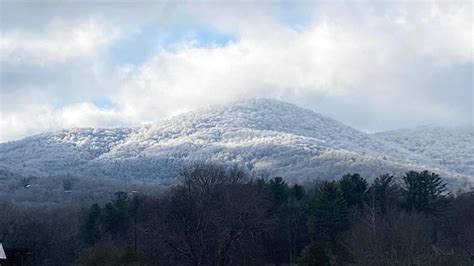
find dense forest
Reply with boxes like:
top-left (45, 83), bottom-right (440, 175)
top-left (1, 164), bottom-right (473, 265)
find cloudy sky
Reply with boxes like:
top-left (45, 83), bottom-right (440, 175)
top-left (0, 0), bottom-right (472, 142)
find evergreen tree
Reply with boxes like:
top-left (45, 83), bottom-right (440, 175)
top-left (308, 181), bottom-right (350, 245)
top-left (265, 177), bottom-right (291, 264)
top-left (285, 184), bottom-right (310, 265)
top-left (403, 170), bottom-right (449, 216)
top-left (369, 174), bottom-right (400, 213)
top-left (103, 192), bottom-right (133, 236)
top-left (289, 183), bottom-right (305, 201)
top-left (268, 176), bottom-right (289, 206)
top-left (81, 203), bottom-right (102, 245)
top-left (297, 243), bottom-right (330, 266)
top-left (339, 173), bottom-right (368, 208)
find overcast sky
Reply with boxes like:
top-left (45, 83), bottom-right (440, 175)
top-left (0, 0), bottom-right (472, 142)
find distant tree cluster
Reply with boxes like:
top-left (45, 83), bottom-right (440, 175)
top-left (1, 165), bottom-right (473, 265)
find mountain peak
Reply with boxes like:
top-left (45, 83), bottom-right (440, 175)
top-left (159, 97), bottom-right (334, 136)
top-left (228, 98), bottom-right (304, 109)
top-left (0, 99), bottom-right (472, 187)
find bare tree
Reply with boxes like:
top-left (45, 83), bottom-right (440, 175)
top-left (141, 164), bottom-right (274, 265)
top-left (343, 210), bottom-right (434, 265)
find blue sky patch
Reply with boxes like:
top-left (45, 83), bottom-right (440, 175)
top-left (92, 98), bottom-right (115, 110)
top-left (278, 0), bottom-right (313, 30)
top-left (109, 24), bottom-right (236, 65)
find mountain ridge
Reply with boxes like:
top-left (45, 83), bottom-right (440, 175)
top-left (0, 98), bottom-right (472, 187)
top-left (375, 126), bottom-right (474, 176)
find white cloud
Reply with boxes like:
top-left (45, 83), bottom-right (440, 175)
top-left (114, 1), bottom-right (472, 128)
top-left (1, 18), bottom-right (117, 65)
top-left (0, 0), bottom-right (472, 142)
top-left (0, 103), bottom-right (126, 142)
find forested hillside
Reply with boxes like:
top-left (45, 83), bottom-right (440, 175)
top-left (375, 126), bottom-right (474, 176)
top-left (1, 165), bottom-right (473, 265)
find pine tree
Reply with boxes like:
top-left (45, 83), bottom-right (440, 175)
top-left (289, 184), bottom-right (305, 201)
top-left (297, 243), bottom-right (330, 266)
top-left (339, 173), bottom-right (368, 208)
top-left (103, 192), bottom-right (133, 235)
top-left (81, 203), bottom-right (102, 245)
top-left (285, 184), bottom-right (309, 265)
top-left (308, 181), bottom-right (350, 245)
top-left (268, 176), bottom-right (289, 206)
top-left (403, 170), bottom-right (449, 216)
top-left (369, 174), bottom-right (399, 214)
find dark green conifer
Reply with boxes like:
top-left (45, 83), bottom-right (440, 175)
top-left (308, 181), bottom-right (350, 245)
top-left (339, 173), bottom-right (368, 208)
top-left (403, 170), bottom-right (449, 216)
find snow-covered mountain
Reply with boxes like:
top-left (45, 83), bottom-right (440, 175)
top-left (0, 99), bottom-right (472, 187)
top-left (374, 126), bottom-right (474, 177)
top-left (0, 128), bottom-right (135, 175)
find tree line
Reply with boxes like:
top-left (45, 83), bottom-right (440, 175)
top-left (1, 164), bottom-right (473, 265)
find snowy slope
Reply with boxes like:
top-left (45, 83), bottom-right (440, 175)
top-left (0, 128), bottom-right (134, 176)
top-left (374, 126), bottom-right (474, 176)
top-left (0, 99), bottom-right (472, 186)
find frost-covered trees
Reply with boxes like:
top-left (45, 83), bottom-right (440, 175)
top-left (3, 99), bottom-right (470, 187)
